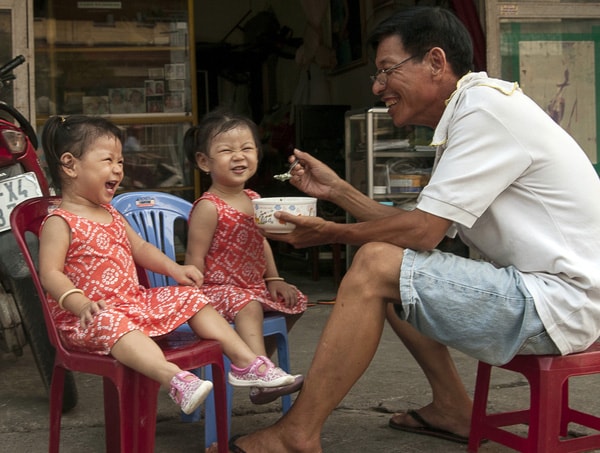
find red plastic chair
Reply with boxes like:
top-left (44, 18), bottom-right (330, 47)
top-left (468, 342), bottom-right (600, 452)
top-left (10, 196), bottom-right (229, 453)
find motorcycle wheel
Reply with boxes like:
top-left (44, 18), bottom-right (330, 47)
top-left (9, 276), bottom-right (78, 412)
top-left (0, 284), bottom-right (27, 355)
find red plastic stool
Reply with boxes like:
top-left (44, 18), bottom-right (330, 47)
top-left (468, 342), bottom-right (600, 452)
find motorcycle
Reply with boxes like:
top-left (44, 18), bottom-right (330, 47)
top-left (0, 55), bottom-right (77, 411)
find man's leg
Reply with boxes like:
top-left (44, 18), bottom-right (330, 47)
top-left (386, 305), bottom-right (472, 438)
top-left (221, 242), bottom-right (402, 453)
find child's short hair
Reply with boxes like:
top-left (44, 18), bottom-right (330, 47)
top-left (41, 115), bottom-right (123, 191)
top-left (184, 108), bottom-right (263, 168)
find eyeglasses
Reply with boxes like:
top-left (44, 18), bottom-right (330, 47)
top-left (369, 54), bottom-right (418, 86)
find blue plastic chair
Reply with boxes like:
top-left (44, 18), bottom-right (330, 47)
top-left (112, 191), bottom-right (292, 448)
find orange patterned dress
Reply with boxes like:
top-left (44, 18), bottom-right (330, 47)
top-left (45, 204), bottom-right (210, 355)
top-left (193, 190), bottom-right (307, 323)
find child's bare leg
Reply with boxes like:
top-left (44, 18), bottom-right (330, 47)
top-left (264, 312), bottom-right (303, 357)
top-left (235, 303), bottom-right (304, 403)
top-left (110, 329), bottom-right (181, 388)
top-left (188, 305), bottom-right (294, 388)
top-left (234, 301), bottom-right (267, 356)
top-left (187, 305), bottom-right (258, 368)
top-left (189, 305), bottom-right (295, 389)
top-left (111, 329), bottom-right (213, 414)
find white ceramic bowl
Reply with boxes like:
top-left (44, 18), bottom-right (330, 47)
top-left (252, 197), bottom-right (317, 233)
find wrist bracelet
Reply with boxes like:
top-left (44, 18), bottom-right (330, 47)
top-left (264, 277), bottom-right (285, 282)
top-left (58, 288), bottom-right (84, 310)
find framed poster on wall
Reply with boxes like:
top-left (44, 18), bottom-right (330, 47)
top-left (329, 0), bottom-right (367, 74)
top-left (486, 0), bottom-right (600, 173)
top-left (506, 30), bottom-right (598, 165)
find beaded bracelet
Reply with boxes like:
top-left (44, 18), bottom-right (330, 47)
top-left (57, 288), bottom-right (84, 310)
top-left (264, 277), bottom-right (285, 282)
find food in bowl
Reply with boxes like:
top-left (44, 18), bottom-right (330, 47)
top-left (252, 197), bottom-right (317, 233)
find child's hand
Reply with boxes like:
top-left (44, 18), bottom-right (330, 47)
top-left (173, 264), bottom-right (204, 287)
top-left (267, 281), bottom-right (299, 308)
top-left (79, 299), bottom-right (106, 329)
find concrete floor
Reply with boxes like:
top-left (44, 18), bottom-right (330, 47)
top-left (1, 258), bottom-right (599, 452)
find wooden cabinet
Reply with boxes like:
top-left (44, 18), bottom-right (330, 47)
top-left (33, 0), bottom-right (198, 199)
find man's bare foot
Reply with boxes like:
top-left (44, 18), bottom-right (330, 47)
top-left (389, 403), bottom-right (471, 440)
top-left (205, 421), bottom-right (322, 453)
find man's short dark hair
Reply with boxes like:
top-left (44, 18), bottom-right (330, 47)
top-left (368, 6), bottom-right (474, 77)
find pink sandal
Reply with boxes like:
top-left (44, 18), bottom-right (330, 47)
top-left (169, 371), bottom-right (213, 414)
top-left (228, 356), bottom-right (295, 388)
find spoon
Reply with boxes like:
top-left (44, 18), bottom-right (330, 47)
top-left (273, 159), bottom-right (300, 182)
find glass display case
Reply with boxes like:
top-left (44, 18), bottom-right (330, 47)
top-left (344, 107), bottom-right (435, 266)
top-left (33, 0), bottom-right (197, 199)
top-left (345, 107), bottom-right (435, 208)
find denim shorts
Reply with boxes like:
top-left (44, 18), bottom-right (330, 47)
top-left (396, 249), bottom-right (560, 365)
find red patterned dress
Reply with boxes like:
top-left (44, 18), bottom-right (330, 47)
top-left (193, 190), bottom-right (307, 323)
top-left (45, 204), bottom-right (210, 355)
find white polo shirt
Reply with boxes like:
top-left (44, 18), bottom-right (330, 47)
top-left (417, 72), bottom-right (600, 355)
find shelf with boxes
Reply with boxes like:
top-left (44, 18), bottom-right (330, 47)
top-left (32, 0), bottom-right (198, 199)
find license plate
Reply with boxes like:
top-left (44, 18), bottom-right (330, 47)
top-left (0, 172), bottom-right (43, 232)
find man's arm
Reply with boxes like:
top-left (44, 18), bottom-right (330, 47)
top-left (289, 149), bottom-right (404, 222)
top-left (269, 208), bottom-right (451, 250)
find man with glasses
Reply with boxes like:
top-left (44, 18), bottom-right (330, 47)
top-left (218, 6), bottom-right (600, 453)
